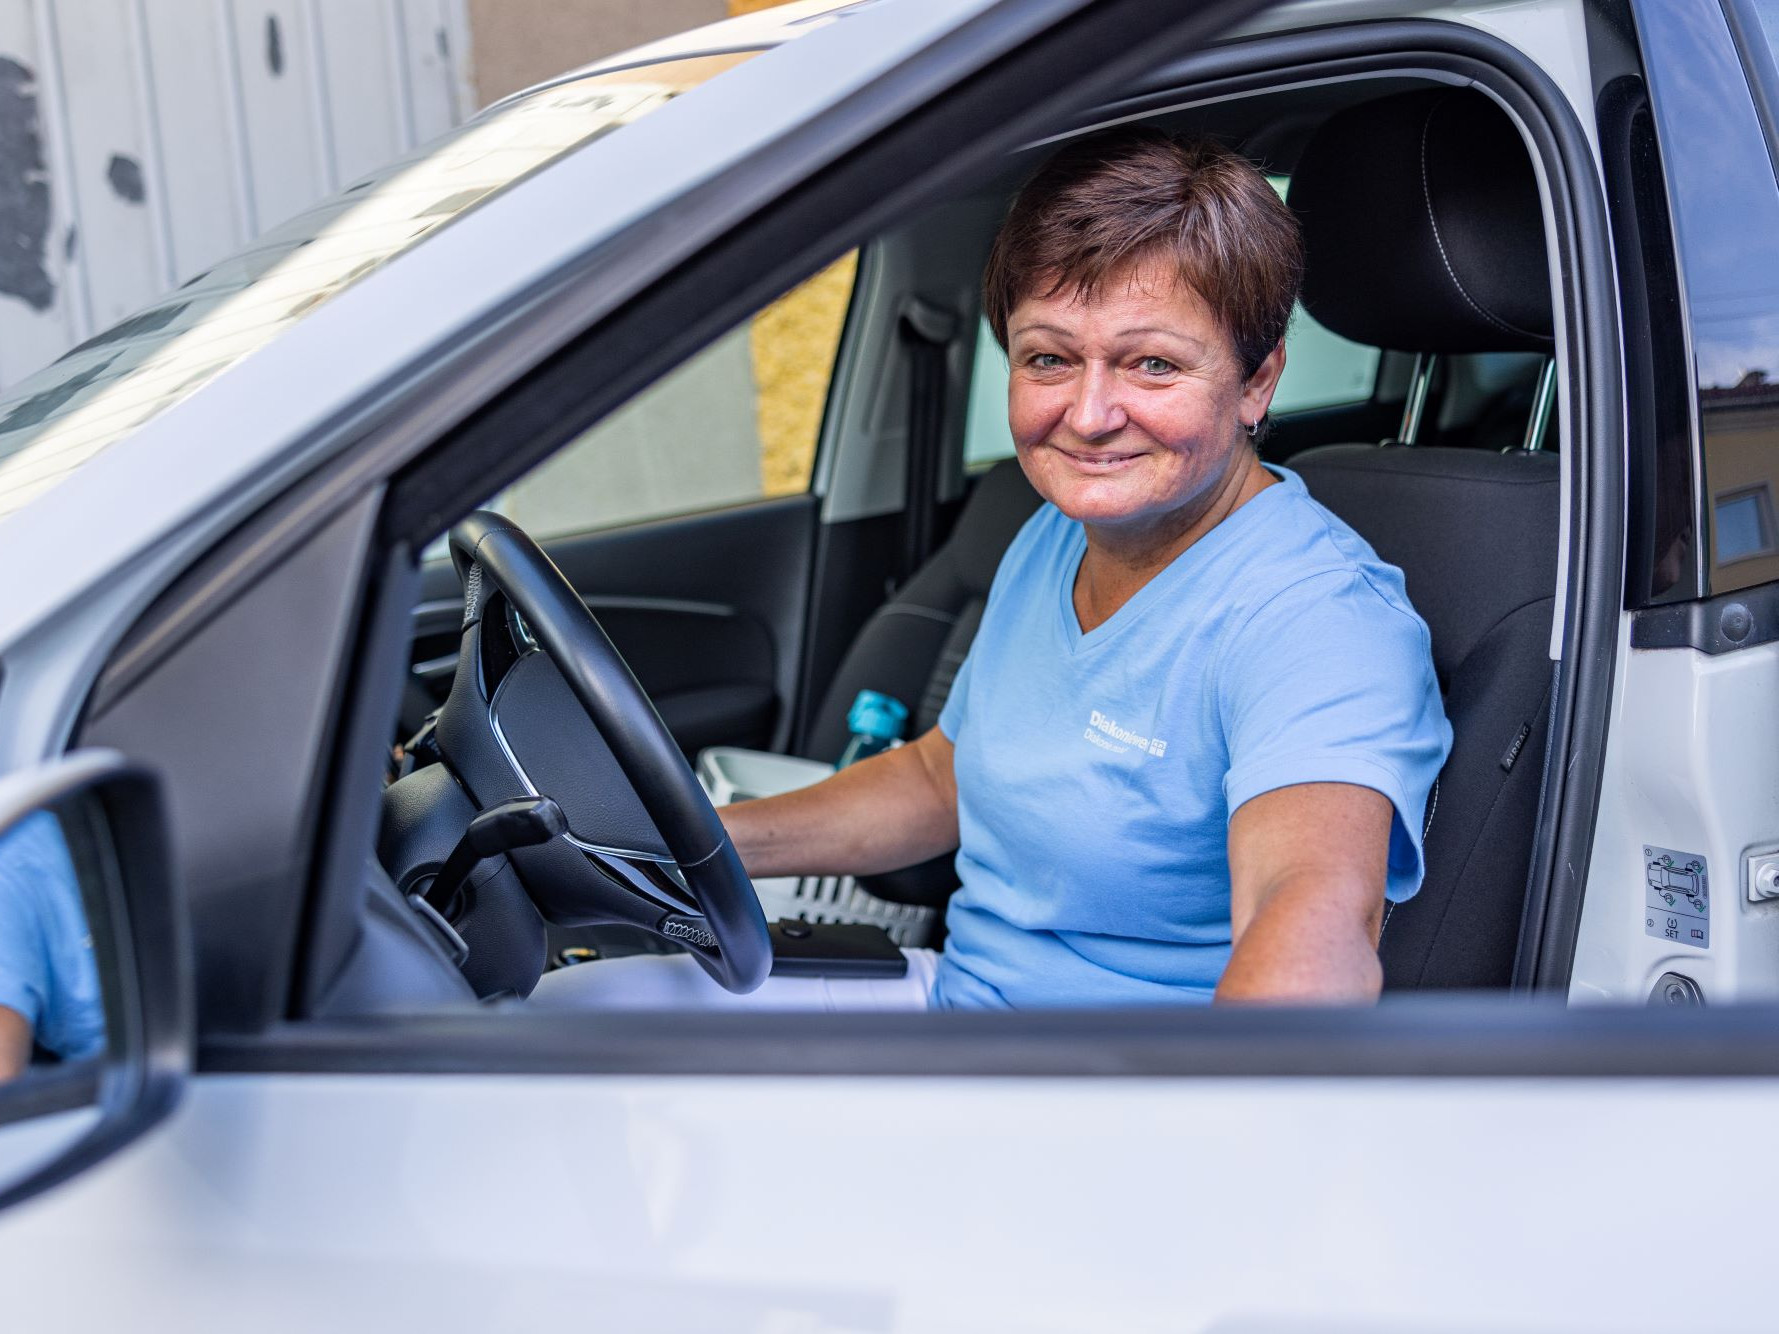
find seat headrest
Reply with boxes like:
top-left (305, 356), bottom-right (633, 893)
top-left (1287, 88), bottom-right (1552, 355)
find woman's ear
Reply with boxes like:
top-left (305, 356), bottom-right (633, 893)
top-left (1242, 341), bottom-right (1287, 420)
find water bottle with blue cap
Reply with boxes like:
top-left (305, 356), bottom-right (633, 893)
top-left (838, 689), bottom-right (908, 768)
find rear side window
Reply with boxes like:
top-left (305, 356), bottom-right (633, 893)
top-left (493, 253), bottom-right (858, 537)
top-left (963, 321), bottom-right (1016, 467)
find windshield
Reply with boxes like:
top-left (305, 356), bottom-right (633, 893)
top-left (0, 52), bottom-right (757, 521)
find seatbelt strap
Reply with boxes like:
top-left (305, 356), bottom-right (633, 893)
top-left (896, 299), bottom-right (958, 588)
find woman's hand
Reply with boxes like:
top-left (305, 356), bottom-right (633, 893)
top-left (719, 727), bottom-right (960, 881)
top-left (1217, 782), bottom-right (1393, 1003)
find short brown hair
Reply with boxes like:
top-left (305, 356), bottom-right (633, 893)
top-left (983, 128), bottom-right (1303, 380)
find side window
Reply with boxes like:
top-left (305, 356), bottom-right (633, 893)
top-left (963, 320), bottom-right (1016, 467)
top-left (1729, 1), bottom-right (1779, 174)
top-left (1263, 175), bottom-right (1380, 414)
top-left (1267, 307), bottom-right (1382, 414)
top-left (493, 253), bottom-right (858, 538)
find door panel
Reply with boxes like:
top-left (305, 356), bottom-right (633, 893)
top-left (7, 1069), bottom-right (1779, 1330)
top-left (410, 495), bottom-right (818, 755)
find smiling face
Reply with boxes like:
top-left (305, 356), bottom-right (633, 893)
top-left (1006, 258), bottom-right (1285, 558)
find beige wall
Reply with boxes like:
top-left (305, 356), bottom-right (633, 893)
top-left (464, 0), bottom-right (728, 106)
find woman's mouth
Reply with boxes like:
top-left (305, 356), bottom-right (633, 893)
top-left (1056, 447), bottom-right (1144, 471)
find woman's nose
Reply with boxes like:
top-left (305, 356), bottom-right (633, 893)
top-left (1063, 363), bottom-right (1128, 440)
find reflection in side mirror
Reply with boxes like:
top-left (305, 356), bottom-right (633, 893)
top-left (0, 752), bottom-right (189, 1215)
top-left (0, 809), bottom-right (108, 1083)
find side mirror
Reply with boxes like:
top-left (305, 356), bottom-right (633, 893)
top-left (0, 751), bottom-right (190, 1215)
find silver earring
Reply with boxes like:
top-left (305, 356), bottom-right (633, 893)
top-left (1243, 418), bottom-right (1259, 437)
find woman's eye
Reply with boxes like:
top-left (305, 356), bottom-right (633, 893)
top-left (1028, 353), bottom-right (1066, 370)
top-left (1137, 356), bottom-right (1176, 375)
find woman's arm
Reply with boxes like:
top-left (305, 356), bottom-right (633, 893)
top-left (0, 1005), bottom-right (30, 1081)
top-left (719, 726), bottom-right (959, 880)
top-left (1216, 781), bottom-right (1392, 1002)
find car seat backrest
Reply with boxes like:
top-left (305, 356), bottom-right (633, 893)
top-left (1292, 445), bottom-right (1559, 988)
top-left (804, 458), bottom-right (1041, 761)
top-left (1287, 86), bottom-right (1560, 988)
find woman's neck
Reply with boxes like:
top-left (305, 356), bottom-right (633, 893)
top-left (1072, 452), bottom-right (1275, 634)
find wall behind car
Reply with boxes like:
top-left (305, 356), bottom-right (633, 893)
top-left (0, 0), bottom-right (837, 536)
top-left (0, 1), bottom-right (477, 392)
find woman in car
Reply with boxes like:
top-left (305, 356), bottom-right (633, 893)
top-left (542, 128), bottom-right (1450, 1009)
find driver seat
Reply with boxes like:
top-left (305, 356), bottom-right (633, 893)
top-left (1285, 86), bottom-right (1561, 988)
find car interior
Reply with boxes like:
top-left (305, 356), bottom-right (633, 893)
top-left (348, 69), bottom-right (1570, 1012)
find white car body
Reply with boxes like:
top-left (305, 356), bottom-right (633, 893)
top-left (0, 0), bottom-right (1775, 1328)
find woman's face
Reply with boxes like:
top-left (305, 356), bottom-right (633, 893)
top-left (1005, 259), bottom-right (1284, 546)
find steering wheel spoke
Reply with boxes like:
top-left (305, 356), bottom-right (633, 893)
top-left (417, 511), bottom-right (772, 996)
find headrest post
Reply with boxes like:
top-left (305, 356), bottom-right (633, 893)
top-left (1394, 352), bottom-right (1438, 446)
top-left (1515, 357), bottom-right (1558, 453)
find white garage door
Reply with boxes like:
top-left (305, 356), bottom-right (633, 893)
top-left (0, 0), bottom-right (473, 390)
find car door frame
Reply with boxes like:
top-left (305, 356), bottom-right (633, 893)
top-left (67, 10), bottom-right (1620, 1053)
top-left (287, 16), bottom-right (1621, 1036)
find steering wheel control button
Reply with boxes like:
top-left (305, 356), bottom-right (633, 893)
top-left (1643, 845), bottom-right (1709, 949)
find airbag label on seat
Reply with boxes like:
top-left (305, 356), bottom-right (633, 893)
top-left (1644, 846), bottom-right (1709, 949)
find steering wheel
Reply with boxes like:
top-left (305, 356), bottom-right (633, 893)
top-left (404, 510), bottom-right (771, 997)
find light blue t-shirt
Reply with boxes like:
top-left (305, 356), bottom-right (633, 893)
top-left (0, 811), bottom-right (105, 1061)
top-left (932, 466), bottom-right (1451, 1009)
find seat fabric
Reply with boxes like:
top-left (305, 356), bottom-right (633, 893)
top-left (1292, 444), bottom-right (1559, 988)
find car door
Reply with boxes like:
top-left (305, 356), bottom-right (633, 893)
top-left (1571, 0), bottom-right (1779, 1004)
top-left (14, 2), bottom-right (1779, 1331)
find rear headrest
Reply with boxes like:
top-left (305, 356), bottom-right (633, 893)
top-left (1287, 88), bottom-right (1552, 355)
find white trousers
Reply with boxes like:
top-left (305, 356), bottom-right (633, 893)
top-left (526, 947), bottom-right (939, 1012)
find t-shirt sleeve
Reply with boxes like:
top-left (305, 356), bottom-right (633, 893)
top-left (1218, 570), bottom-right (1452, 902)
top-left (0, 815), bottom-right (56, 1028)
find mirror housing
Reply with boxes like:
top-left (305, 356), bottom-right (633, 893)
top-left (0, 750), bottom-right (190, 1214)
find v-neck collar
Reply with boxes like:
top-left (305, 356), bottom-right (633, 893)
top-left (1057, 466), bottom-right (1296, 653)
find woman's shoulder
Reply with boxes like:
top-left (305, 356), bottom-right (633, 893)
top-left (1221, 468), bottom-right (1425, 634)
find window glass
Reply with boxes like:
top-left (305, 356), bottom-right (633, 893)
top-left (1267, 307), bottom-right (1382, 414)
top-left (1743, 2), bottom-right (1779, 87)
top-left (1264, 175), bottom-right (1380, 414)
top-left (0, 54), bottom-right (761, 522)
top-left (963, 320), bottom-right (1016, 467)
top-left (1715, 482), bottom-right (1777, 564)
top-left (488, 252), bottom-right (857, 540)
